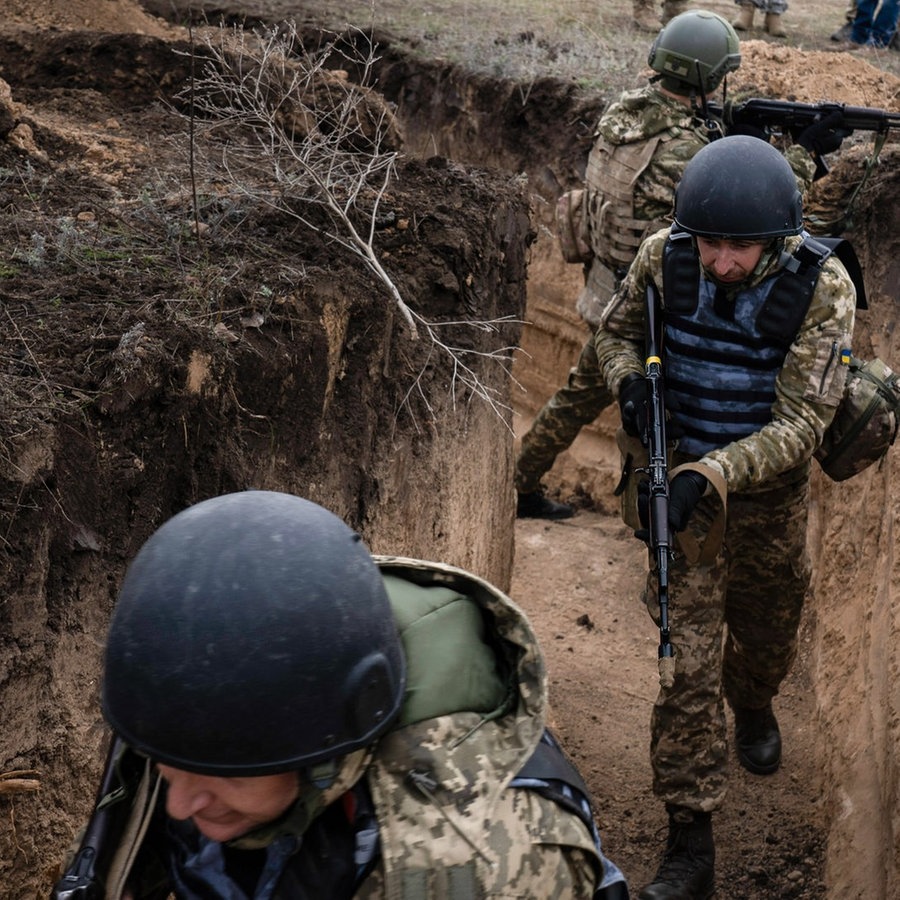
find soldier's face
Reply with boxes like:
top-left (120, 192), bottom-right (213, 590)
top-left (157, 764), bottom-right (300, 842)
top-left (696, 237), bottom-right (765, 284)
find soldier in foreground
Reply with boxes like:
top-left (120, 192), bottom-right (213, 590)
top-left (54, 490), bottom-right (629, 899)
top-left (594, 136), bottom-right (856, 899)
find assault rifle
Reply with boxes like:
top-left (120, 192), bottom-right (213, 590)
top-left (642, 284), bottom-right (676, 690)
top-left (51, 735), bottom-right (127, 900)
top-left (708, 97), bottom-right (900, 178)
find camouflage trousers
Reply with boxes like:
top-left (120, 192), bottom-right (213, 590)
top-left (644, 466), bottom-right (811, 812)
top-left (515, 334), bottom-right (614, 493)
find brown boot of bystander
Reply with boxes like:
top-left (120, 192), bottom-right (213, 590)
top-left (633, 0), bottom-right (661, 32)
top-left (661, 0), bottom-right (689, 24)
top-left (732, 2), bottom-right (755, 30)
top-left (765, 11), bottom-right (787, 36)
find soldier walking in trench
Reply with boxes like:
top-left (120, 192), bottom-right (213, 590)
top-left (515, 9), bottom-right (823, 521)
top-left (54, 491), bottom-right (631, 899)
top-left (594, 135), bottom-right (857, 898)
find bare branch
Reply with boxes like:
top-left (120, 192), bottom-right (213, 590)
top-left (178, 22), bottom-right (524, 423)
top-left (182, 23), bottom-right (418, 335)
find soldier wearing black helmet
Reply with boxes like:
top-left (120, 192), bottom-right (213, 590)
top-left (515, 9), bottom-right (830, 521)
top-left (593, 136), bottom-right (858, 899)
top-left (55, 491), bottom-right (629, 899)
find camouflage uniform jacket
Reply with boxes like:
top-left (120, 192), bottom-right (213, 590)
top-left (85, 558), bottom-right (619, 899)
top-left (357, 556), bottom-right (613, 899)
top-left (578, 85), bottom-right (713, 326)
top-left (577, 85), bottom-right (816, 327)
top-left (595, 227), bottom-right (856, 493)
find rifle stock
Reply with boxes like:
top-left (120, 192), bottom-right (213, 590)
top-left (643, 284), bottom-right (676, 690)
top-left (50, 735), bottom-right (126, 900)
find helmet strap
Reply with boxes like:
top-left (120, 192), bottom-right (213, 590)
top-left (229, 747), bottom-right (374, 850)
top-left (693, 60), bottom-right (709, 116)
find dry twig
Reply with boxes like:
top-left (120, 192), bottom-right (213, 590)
top-left (0, 770), bottom-right (41, 795)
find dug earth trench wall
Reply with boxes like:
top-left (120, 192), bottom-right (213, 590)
top-left (0, 29), bottom-right (531, 894)
top-left (359, 39), bottom-right (900, 899)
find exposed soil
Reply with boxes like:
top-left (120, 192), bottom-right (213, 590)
top-left (0, 1), bottom-right (899, 899)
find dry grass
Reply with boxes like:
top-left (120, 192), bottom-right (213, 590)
top-left (311, 0), bottom-right (900, 95)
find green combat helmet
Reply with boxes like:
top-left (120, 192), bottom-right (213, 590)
top-left (648, 10), bottom-right (742, 96)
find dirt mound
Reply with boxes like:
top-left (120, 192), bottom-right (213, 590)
top-left (733, 39), bottom-right (900, 107)
top-left (0, 0), bottom-right (172, 35)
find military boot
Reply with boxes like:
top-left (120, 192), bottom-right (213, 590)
top-left (732, 2), bottom-right (756, 30)
top-left (640, 805), bottom-right (715, 900)
top-left (633, 0), bottom-right (661, 32)
top-left (733, 703), bottom-right (782, 774)
top-left (764, 12), bottom-right (787, 36)
top-left (661, 0), bottom-right (689, 24)
top-left (516, 489), bottom-right (574, 520)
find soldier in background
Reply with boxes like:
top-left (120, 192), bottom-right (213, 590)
top-left (594, 136), bottom-right (856, 899)
top-left (517, 11), bottom-right (753, 519)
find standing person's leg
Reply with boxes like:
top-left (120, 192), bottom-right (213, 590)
top-left (732, 0), bottom-right (757, 30)
top-left (722, 473), bottom-right (810, 775)
top-left (831, 0), bottom-right (858, 39)
top-left (515, 335), bottom-right (613, 518)
top-left (870, 0), bottom-right (900, 44)
top-left (640, 493), bottom-right (729, 899)
top-left (762, 0), bottom-right (788, 36)
top-left (851, 0), bottom-right (878, 42)
top-left (633, 0), bottom-right (662, 31)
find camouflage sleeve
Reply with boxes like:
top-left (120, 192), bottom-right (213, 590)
top-left (702, 256), bottom-right (857, 492)
top-left (783, 143), bottom-right (817, 195)
top-left (594, 229), bottom-right (670, 396)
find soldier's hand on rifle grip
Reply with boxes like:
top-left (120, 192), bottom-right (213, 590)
top-left (668, 471), bottom-right (708, 533)
top-left (796, 111), bottom-right (853, 158)
top-left (619, 373), bottom-right (648, 439)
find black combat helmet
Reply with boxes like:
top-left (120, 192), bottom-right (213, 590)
top-left (102, 491), bottom-right (406, 776)
top-left (673, 135), bottom-right (804, 240)
top-left (648, 10), bottom-right (741, 96)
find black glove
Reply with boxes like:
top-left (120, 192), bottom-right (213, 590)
top-left (634, 470), bottom-right (707, 543)
top-left (795, 111), bottom-right (853, 157)
top-left (618, 373), bottom-right (647, 439)
top-left (668, 470), bottom-right (708, 533)
top-left (635, 477), bottom-right (651, 543)
top-left (726, 121), bottom-right (769, 142)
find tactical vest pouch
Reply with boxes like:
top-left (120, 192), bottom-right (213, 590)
top-left (555, 189), bottom-right (592, 264)
top-left (816, 355), bottom-right (900, 482)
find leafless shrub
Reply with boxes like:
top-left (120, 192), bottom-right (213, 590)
top-left (181, 22), bottom-right (523, 421)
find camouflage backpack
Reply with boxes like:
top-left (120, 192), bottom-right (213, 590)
top-left (815, 354), bottom-right (900, 482)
